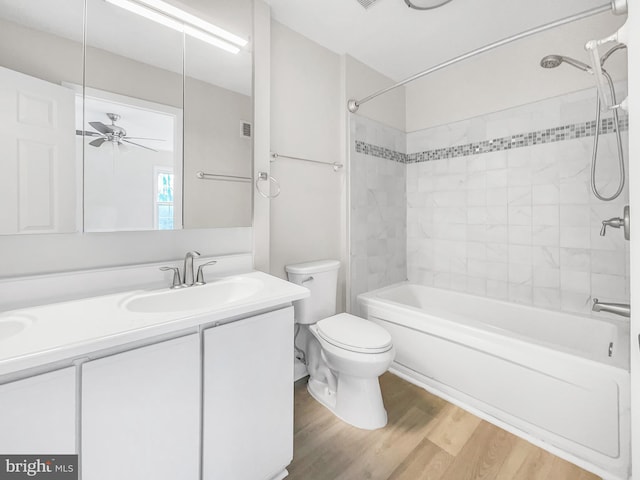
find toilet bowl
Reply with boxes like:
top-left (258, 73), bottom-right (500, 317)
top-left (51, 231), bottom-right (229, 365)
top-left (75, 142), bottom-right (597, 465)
top-left (308, 314), bottom-right (394, 429)
top-left (286, 260), bottom-right (395, 430)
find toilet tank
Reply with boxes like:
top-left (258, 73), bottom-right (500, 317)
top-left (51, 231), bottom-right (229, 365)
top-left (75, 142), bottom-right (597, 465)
top-left (285, 260), bottom-right (341, 324)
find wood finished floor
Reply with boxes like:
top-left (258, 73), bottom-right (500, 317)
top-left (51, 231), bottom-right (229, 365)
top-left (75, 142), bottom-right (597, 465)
top-left (288, 372), bottom-right (600, 480)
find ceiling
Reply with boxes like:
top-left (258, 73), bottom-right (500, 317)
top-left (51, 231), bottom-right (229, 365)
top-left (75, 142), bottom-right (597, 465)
top-left (264, 0), bottom-right (617, 81)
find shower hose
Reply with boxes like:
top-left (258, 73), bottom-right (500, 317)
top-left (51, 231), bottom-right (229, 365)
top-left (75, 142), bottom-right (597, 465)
top-left (591, 69), bottom-right (625, 202)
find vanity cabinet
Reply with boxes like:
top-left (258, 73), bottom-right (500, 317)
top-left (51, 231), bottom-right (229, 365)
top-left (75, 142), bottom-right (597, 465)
top-left (0, 301), bottom-right (298, 480)
top-left (81, 334), bottom-right (200, 480)
top-left (203, 307), bottom-right (294, 480)
top-left (0, 367), bottom-right (76, 453)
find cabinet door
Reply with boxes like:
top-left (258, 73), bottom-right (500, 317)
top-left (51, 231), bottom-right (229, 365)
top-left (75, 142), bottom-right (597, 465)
top-left (0, 367), bottom-right (76, 453)
top-left (203, 307), bottom-right (294, 480)
top-left (82, 334), bottom-right (199, 480)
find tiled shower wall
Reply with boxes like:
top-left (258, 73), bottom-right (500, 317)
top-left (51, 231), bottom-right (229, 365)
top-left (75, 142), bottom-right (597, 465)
top-left (350, 115), bottom-right (407, 315)
top-left (350, 85), bottom-right (629, 317)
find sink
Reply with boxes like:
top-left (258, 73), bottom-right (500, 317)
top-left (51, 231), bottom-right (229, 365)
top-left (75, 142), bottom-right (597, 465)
top-left (0, 314), bottom-right (35, 341)
top-left (123, 277), bottom-right (264, 313)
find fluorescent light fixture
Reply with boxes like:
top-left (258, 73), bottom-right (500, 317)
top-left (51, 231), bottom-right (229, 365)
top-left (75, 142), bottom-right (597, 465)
top-left (134, 0), bottom-right (248, 47)
top-left (182, 25), bottom-right (240, 53)
top-left (105, 0), bottom-right (243, 54)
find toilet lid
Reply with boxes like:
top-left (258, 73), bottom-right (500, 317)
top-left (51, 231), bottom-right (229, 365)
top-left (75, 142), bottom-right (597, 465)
top-left (316, 313), bottom-right (392, 354)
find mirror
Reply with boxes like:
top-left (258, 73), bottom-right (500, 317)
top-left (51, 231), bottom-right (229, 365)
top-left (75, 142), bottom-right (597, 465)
top-left (84, 0), bottom-right (185, 232)
top-left (181, 0), bottom-right (253, 229)
top-left (0, 0), bottom-right (84, 234)
top-left (0, 0), bottom-right (252, 235)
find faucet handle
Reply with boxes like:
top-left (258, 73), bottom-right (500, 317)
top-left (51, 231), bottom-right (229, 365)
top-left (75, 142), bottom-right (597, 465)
top-left (160, 266), bottom-right (183, 289)
top-left (600, 217), bottom-right (623, 236)
top-left (600, 205), bottom-right (630, 240)
top-left (195, 261), bottom-right (218, 286)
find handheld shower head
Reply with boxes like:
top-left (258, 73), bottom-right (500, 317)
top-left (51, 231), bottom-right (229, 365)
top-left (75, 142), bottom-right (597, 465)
top-left (540, 54), bottom-right (592, 73)
top-left (540, 55), bottom-right (563, 69)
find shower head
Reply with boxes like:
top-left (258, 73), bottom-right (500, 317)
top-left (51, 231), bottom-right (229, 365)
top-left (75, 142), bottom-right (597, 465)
top-left (539, 54), bottom-right (592, 73)
top-left (540, 55), bottom-right (563, 69)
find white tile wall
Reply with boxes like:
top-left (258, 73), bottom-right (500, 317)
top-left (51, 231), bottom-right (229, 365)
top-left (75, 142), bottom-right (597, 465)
top-left (350, 115), bottom-right (407, 315)
top-left (406, 87), bottom-right (629, 317)
top-left (350, 86), bottom-right (629, 319)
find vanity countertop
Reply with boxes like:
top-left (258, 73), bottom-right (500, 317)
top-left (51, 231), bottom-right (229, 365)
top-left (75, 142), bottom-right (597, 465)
top-left (0, 271), bottom-right (308, 377)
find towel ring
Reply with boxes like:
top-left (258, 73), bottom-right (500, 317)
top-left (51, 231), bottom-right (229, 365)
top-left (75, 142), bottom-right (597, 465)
top-left (256, 172), bottom-right (280, 199)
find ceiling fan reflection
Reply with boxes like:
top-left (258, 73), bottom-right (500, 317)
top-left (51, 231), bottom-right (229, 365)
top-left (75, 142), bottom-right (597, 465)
top-left (76, 113), bottom-right (164, 152)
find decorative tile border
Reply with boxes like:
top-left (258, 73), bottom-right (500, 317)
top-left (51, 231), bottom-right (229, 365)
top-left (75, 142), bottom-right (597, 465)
top-left (354, 141), bottom-right (406, 163)
top-left (355, 115), bottom-right (629, 163)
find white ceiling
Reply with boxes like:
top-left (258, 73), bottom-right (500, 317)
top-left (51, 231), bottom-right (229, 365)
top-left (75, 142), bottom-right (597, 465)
top-left (265, 0), bottom-right (616, 81)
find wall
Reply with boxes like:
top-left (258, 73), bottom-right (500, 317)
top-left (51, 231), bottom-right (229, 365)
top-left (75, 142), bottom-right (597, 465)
top-left (183, 75), bottom-right (252, 228)
top-left (84, 143), bottom-right (175, 232)
top-left (405, 12), bottom-right (627, 132)
top-left (0, 14), bottom-right (252, 278)
top-left (267, 25), bottom-right (407, 312)
top-left (269, 21), bottom-right (347, 309)
top-left (345, 55), bottom-right (405, 132)
top-left (344, 56), bottom-right (408, 313)
top-left (349, 115), bottom-right (406, 314)
top-left (252, 0), bottom-right (271, 272)
top-left (626, 0), bottom-right (639, 473)
top-left (405, 86), bottom-right (629, 316)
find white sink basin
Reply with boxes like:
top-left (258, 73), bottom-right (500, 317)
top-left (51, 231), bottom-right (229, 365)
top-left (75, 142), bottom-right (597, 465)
top-left (0, 314), bottom-right (35, 341)
top-left (123, 277), bottom-right (264, 313)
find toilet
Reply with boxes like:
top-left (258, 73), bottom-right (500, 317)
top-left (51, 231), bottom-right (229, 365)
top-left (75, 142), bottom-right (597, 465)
top-left (286, 260), bottom-right (395, 430)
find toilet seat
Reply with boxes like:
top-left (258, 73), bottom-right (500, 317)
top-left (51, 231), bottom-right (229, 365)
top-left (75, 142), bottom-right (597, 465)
top-left (316, 313), bottom-right (392, 354)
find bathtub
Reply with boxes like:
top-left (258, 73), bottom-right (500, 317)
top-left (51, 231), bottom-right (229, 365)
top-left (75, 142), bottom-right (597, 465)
top-left (358, 283), bottom-right (630, 480)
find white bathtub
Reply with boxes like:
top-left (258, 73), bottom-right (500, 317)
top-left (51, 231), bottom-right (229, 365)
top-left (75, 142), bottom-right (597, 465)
top-left (358, 283), bottom-right (630, 480)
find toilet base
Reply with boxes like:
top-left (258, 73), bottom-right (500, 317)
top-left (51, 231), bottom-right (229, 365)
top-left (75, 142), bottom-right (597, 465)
top-left (307, 374), bottom-right (388, 431)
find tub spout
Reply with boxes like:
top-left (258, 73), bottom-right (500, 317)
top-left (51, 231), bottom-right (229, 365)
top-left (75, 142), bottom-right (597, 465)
top-left (592, 298), bottom-right (630, 318)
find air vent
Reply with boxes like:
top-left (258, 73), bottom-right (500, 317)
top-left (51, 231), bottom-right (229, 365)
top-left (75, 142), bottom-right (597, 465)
top-left (240, 121), bottom-right (252, 138)
top-left (356, 0), bottom-right (382, 9)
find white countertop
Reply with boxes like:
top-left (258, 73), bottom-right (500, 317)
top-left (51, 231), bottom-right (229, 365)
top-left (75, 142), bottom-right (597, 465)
top-left (0, 271), bottom-right (308, 377)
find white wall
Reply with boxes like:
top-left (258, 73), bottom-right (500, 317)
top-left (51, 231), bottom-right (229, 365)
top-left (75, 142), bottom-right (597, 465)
top-left (345, 55), bottom-right (405, 132)
top-left (349, 115), bottom-right (407, 314)
top-left (269, 21), bottom-right (346, 308)
top-left (405, 12), bottom-right (627, 132)
top-left (183, 76), bottom-right (252, 228)
top-left (253, 0), bottom-right (271, 273)
top-left (267, 21), bottom-right (407, 311)
top-left (405, 87), bottom-right (629, 316)
top-left (84, 144), bottom-right (175, 232)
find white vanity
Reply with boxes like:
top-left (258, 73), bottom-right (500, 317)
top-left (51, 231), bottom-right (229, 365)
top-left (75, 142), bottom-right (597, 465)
top-left (0, 256), bottom-right (308, 480)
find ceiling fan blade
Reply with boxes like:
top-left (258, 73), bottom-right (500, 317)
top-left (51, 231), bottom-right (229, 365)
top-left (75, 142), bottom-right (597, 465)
top-left (122, 139), bottom-right (158, 152)
top-left (76, 129), bottom-right (104, 137)
top-left (123, 136), bottom-right (166, 141)
top-left (89, 121), bottom-right (112, 134)
top-left (89, 138), bottom-right (107, 147)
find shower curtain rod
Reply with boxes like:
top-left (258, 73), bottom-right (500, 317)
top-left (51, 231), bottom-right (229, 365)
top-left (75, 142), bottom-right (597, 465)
top-left (347, 3), bottom-right (612, 113)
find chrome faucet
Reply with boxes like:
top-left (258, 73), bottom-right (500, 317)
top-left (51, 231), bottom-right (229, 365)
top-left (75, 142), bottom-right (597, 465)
top-left (195, 260), bottom-right (218, 286)
top-left (592, 298), bottom-right (630, 318)
top-left (600, 205), bottom-right (630, 240)
top-left (159, 266), bottom-right (183, 289)
top-left (183, 251), bottom-right (201, 287)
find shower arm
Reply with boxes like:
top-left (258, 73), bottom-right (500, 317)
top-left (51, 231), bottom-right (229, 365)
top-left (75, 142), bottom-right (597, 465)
top-left (347, 3), bottom-right (612, 113)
